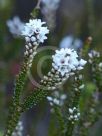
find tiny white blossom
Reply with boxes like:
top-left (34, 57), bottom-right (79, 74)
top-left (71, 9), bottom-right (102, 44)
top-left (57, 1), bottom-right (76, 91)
top-left (99, 62), bottom-right (102, 68)
top-left (79, 75), bottom-right (83, 80)
top-left (7, 16), bottom-right (24, 37)
top-left (88, 50), bottom-right (100, 58)
top-left (79, 59), bottom-right (87, 67)
top-left (53, 98), bottom-right (60, 105)
top-left (98, 62), bottom-right (102, 72)
top-left (12, 121), bottom-right (23, 136)
top-left (22, 19), bottom-right (49, 44)
top-left (47, 91), bottom-right (67, 107)
top-left (60, 94), bottom-right (67, 100)
top-left (68, 107), bottom-right (80, 122)
top-left (69, 108), bottom-right (73, 114)
top-left (47, 96), bottom-right (53, 101)
top-left (79, 84), bottom-right (85, 89)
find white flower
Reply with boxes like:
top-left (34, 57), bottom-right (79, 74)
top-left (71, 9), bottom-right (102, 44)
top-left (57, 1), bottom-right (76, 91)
top-left (22, 19), bottom-right (49, 44)
top-left (47, 91), bottom-right (67, 106)
top-left (98, 62), bottom-right (102, 71)
top-left (47, 96), bottom-right (53, 101)
top-left (99, 62), bottom-right (102, 68)
top-left (79, 84), bottom-right (85, 89)
top-left (52, 48), bottom-right (86, 76)
top-left (7, 16), bottom-right (24, 37)
top-left (79, 59), bottom-right (87, 67)
top-left (69, 108), bottom-right (73, 114)
top-left (60, 94), bottom-right (67, 100)
top-left (12, 121), bottom-right (23, 136)
top-left (88, 50), bottom-right (100, 58)
top-left (53, 98), bottom-right (60, 105)
top-left (68, 107), bottom-right (80, 122)
top-left (59, 35), bottom-right (83, 50)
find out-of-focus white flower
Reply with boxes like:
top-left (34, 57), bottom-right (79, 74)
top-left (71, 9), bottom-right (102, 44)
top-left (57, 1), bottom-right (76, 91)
top-left (40, 49), bottom-right (86, 91)
top-left (12, 121), bottom-right (23, 136)
top-left (68, 107), bottom-right (80, 122)
top-left (79, 84), bottom-right (85, 89)
top-left (79, 59), bottom-right (87, 67)
top-left (59, 35), bottom-right (83, 50)
top-left (52, 48), bottom-right (87, 76)
top-left (88, 50), bottom-right (100, 64)
top-left (41, 0), bottom-right (60, 30)
top-left (88, 50), bottom-right (100, 58)
top-left (99, 63), bottom-right (102, 68)
top-left (22, 19), bottom-right (49, 44)
top-left (7, 16), bottom-right (24, 37)
top-left (47, 91), bottom-right (67, 107)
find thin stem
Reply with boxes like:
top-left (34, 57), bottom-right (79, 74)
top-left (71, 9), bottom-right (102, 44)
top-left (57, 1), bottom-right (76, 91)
top-left (53, 106), bottom-right (65, 135)
top-left (21, 88), bottom-right (49, 112)
top-left (31, 0), bottom-right (41, 18)
top-left (64, 72), bottom-right (84, 136)
top-left (4, 107), bottom-right (21, 136)
top-left (35, 0), bottom-right (41, 9)
top-left (4, 57), bottom-right (28, 136)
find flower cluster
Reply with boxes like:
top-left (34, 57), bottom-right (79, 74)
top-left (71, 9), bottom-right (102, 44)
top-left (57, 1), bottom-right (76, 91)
top-left (68, 107), bottom-right (80, 123)
top-left (40, 68), bottom-right (64, 90)
top-left (88, 50), bottom-right (102, 88)
top-left (59, 35), bottom-right (83, 50)
top-left (47, 91), bottom-right (67, 106)
top-left (40, 48), bottom-right (86, 90)
top-left (52, 48), bottom-right (87, 76)
top-left (88, 50), bottom-right (100, 64)
top-left (22, 19), bottom-right (49, 68)
top-left (7, 16), bottom-right (24, 37)
top-left (12, 121), bottom-right (23, 136)
top-left (22, 19), bottom-right (49, 44)
top-left (88, 50), bottom-right (101, 72)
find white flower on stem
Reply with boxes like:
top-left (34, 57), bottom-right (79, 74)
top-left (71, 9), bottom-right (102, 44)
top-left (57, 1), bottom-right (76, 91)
top-left (7, 16), bottom-right (24, 37)
top-left (47, 91), bottom-right (67, 107)
top-left (99, 62), bottom-right (102, 67)
top-left (59, 35), bottom-right (83, 50)
top-left (22, 19), bottom-right (49, 44)
top-left (12, 121), bottom-right (23, 136)
top-left (52, 48), bottom-right (87, 77)
top-left (22, 19), bottom-right (49, 69)
top-left (99, 62), bottom-right (102, 70)
top-left (88, 50), bottom-right (100, 64)
top-left (88, 50), bottom-right (100, 58)
top-left (40, 49), bottom-right (86, 91)
top-left (79, 59), bottom-right (87, 66)
top-left (79, 84), bottom-right (85, 89)
top-left (68, 107), bottom-right (80, 122)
